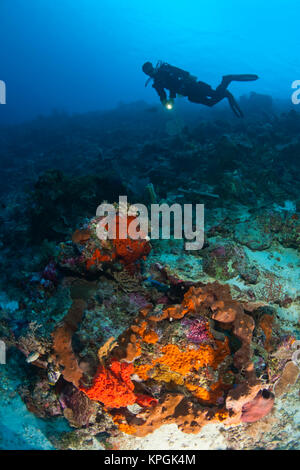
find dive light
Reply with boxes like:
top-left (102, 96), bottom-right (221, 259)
top-left (165, 99), bottom-right (174, 110)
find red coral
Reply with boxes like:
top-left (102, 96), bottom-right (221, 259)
top-left (136, 394), bottom-right (158, 408)
top-left (86, 248), bottom-right (113, 270)
top-left (112, 215), bottom-right (151, 268)
top-left (80, 360), bottom-right (136, 408)
top-left (80, 359), bottom-right (157, 410)
top-left (84, 215), bottom-right (151, 272)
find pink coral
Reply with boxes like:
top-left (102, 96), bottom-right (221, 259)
top-left (182, 317), bottom-right (210, 344)
top-left (241, 389), bottom-right (275, 423)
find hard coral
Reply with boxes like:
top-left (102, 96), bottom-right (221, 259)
top-left (274, 361), bottom-right (299, 396)
top-left (59, 210), bottom-right (151, 274)
top-left (52, 299), bottom-right (86, 387)
top-left (72, 229), bottom-right (91, 245)
top-left (259, 313), bottom-right (273, 352)
top-left (202, 242), bottom-right (259, 284)
top-left (49, 276), bottom-right (276, 437)
top-left (103, 282), bottom-right (265, 436)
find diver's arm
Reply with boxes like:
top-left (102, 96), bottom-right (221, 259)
top-left (152, 82), bottom-right (167, 103)
top-left (169, 89), bottom-right (176, 99)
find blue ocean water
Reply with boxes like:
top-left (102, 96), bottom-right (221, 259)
top-left (0, 0), bottom-right (299, 123)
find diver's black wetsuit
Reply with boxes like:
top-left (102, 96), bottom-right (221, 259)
top-left (148, 62), bottom-right (258, 117)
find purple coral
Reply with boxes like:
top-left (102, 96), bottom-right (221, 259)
top-left (211, 246), bottom-right (226, 257)
top-left (182, 317), bottom-right (210, 344)
top-left (59, 384), bottom-right (95, 427)
top-left (42, 260), bottom-right (58, 284)
top-left (129, 293), bottom-right (149, 310)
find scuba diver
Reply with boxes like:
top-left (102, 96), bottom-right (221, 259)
top-left (142, 61), bottom-right (259, 117)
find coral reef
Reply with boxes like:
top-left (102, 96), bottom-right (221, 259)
top-left (0, 104), bottom-right (299, 450)
top-left (58, 208), bottom-right (151, 275)
top-left (70, 282), bottom-right (279, 437)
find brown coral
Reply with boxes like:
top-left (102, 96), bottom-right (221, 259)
top-left (105, 282), bottom-right (263, 436)
top-left (274, 361), bottom-right (299, 397)
top-left (259, 314), bottom-right (273, 352)
top-left (52, 299), bottom-right (86, 387)
top-left (72, 228), bottom-right (91, 245)
top-left (127, 394), bottom-right (228, 436)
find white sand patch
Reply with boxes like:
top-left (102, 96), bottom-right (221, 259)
top-left (226, 245), bottom-right (300, 332)
top-left (111, 423), bottom-right (227, 450)
top-left (244, 245), bottom-right (300, 300)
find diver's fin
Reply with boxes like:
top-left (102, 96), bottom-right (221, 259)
top-left (226, 91), bottom-right (244, 118)
top-left (223, 74), bottom-right (259, 82)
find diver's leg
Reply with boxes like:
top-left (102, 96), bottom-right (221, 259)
top-left (186, 83), bottom-right (243, 117)
top-left (185, 80), bottom-right (214, 103)
top-left (198, 90), bottom-right (244, 118)
top-left (187, 83), bottom-right (228, 106)
top-left (187, 95), bottom-right (221, 105)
